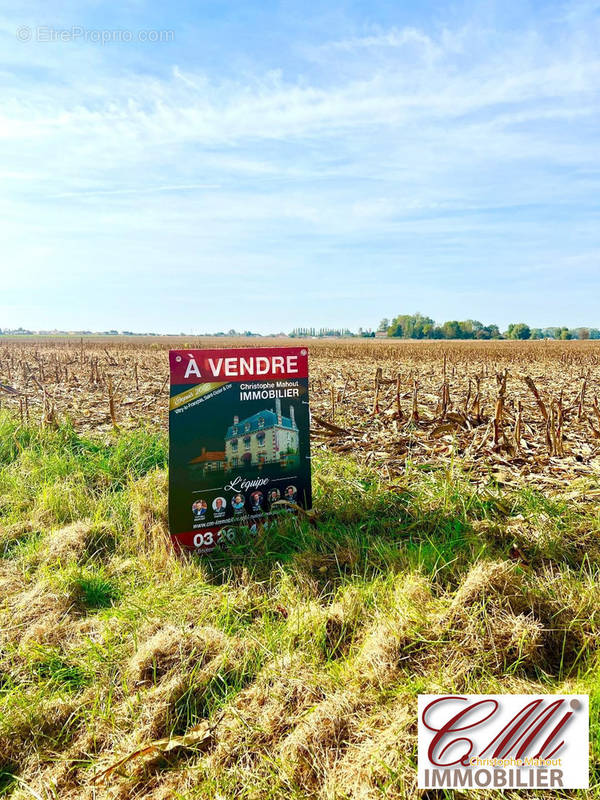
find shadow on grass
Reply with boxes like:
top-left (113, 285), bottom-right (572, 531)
top-left (198, 461), bottom-right (506, 592)
top-left (198, 450), bottom-right (600, 592)
top-left (0, 764), bottom-right (18, 798)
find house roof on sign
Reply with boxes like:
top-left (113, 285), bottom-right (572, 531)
top-left (226, 409), bottom-right (295, 439)
top-left (189, 451), bottom-right (225, 464)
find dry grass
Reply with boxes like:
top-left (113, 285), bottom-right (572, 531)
top-left (0, 340), bottom-right (599, 798)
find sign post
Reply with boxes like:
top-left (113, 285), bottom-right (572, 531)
top-left (168, 347), bottom-right (312, 552)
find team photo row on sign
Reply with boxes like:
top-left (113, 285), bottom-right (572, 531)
top-left (168, 347), bottom-right (312, 552)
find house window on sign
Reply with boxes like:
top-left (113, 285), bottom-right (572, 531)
top-left (256, 431), bottom-right (265, 444)
top-left (258, 417), bottom-right (265, 428)
top-left (231, 439), bottom-right (238, 451)
top-left (244, 436), bottom-right (251, 450)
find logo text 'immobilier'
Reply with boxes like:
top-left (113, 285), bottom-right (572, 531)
top-left (417, 695), bottom-right (589, 789)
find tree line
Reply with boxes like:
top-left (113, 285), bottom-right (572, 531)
top-left (289, 327), bottom-right (355, 338)
top-left (378, 314), bottom-right (600, 340)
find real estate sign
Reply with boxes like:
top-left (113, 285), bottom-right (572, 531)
top-left (169, 347), bottom-right (312, 552)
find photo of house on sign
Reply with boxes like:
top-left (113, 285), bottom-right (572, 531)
top-left (225, 397), bottom-right (299, 470)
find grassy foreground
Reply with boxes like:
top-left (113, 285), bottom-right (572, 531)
top-left (0, 412), bottom-right (598, 799)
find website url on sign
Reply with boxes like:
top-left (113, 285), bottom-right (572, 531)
top-left (16, 26), bottom-right (175, 44)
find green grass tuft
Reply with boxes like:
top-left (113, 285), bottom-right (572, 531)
top-left (69, 570), bottom-right (121, 609)
top-left (0, 411), bottom-right (598, 798)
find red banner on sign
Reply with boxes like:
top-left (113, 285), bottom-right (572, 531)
top-left (169, 347), bottom-right (309, 384)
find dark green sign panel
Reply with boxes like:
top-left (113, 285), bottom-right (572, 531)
top-left (169, 347), bottom-right (312, 552)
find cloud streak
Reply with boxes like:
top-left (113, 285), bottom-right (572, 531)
top-left (0, 0), bottom-right (599, 331)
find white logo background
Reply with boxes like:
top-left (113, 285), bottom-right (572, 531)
top-left (418, 694), bottom-right (589, 790)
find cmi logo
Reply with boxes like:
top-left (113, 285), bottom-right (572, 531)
top-left (418, 694), bottom-right (589, 789)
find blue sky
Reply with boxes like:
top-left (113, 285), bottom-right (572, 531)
top-left (1, 0), bottom-right (599, 333)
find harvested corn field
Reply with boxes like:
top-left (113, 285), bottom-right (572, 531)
top-left (2, 337), bottom-right (600, 487)
top-left (0, 338), bottom-right (599, 799)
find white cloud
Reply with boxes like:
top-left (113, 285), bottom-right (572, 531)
top-left (0, 1), bottom-right (599, 330)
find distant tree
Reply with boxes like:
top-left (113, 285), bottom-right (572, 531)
top-left (473, 324), bottom-right (501, 339)
top-left (411, 313), bottom-right (435, 338)
top-left (387, 312), bottom-right (435, 339)
top-left (530, 328), bottom-right (544, 340)
top-left (483, 324), bottom-right (501, 339)
top-left (558, 327), bottom-right (572, 340)
top-left (388, 319), bottom-right (402, 337)
top-left (507, 323), bottom-right (531, 340)
top-left (441, 320), bottom-right (461, 339)
top-left (541, 328), bottom-right (555, 339)
top-left (457, 320), bottom-right (484, 338)
top-left (378, 318), bottom-right (389, 332)
top-left (578, 328), bottom-right (590, 340)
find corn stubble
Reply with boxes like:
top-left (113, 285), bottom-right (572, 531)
top-left (0, 337), bottom-right (599, 799)
top-left (2, 337), bottom-right (600, 486)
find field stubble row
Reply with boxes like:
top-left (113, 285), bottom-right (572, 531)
top-left (2, 337), bottom-right (600, 490)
